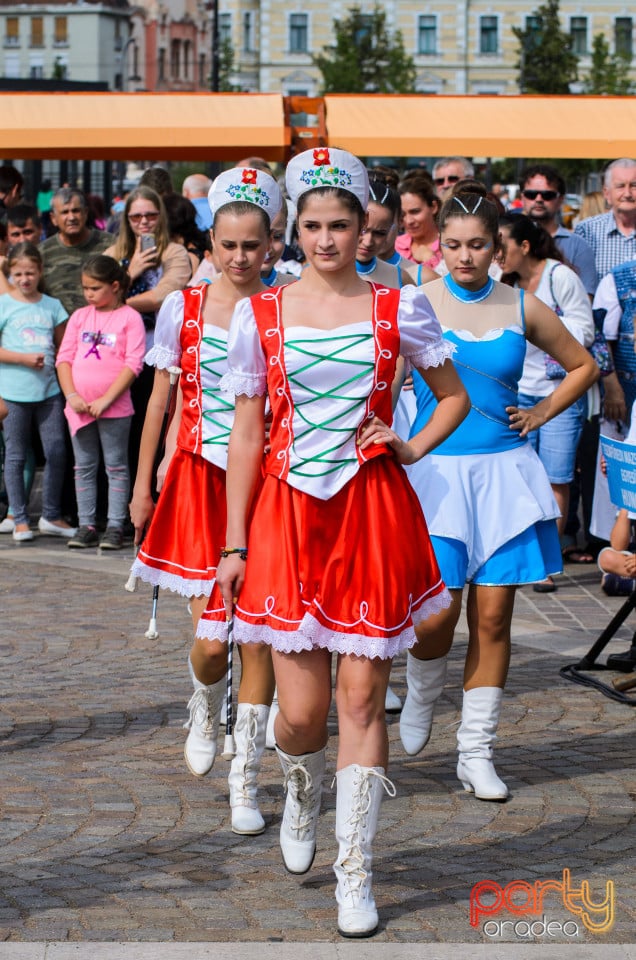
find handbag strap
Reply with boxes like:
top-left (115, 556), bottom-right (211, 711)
top-left (547, 262), bottom-right (563, 317)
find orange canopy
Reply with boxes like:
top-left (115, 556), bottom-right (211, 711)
top-left (0, 92), bottom-right (288, 161)
top-left (324, 94), bottom-right (636, 160)
top-left (1, 92), bottom-right (635, 161)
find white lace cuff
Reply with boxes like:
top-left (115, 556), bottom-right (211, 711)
top-left (220, 370), bottom-right (268, 397)
top-left (407, 339), bottom-right (456, 374)
top-left (145, 343), bottom-right (181, 370)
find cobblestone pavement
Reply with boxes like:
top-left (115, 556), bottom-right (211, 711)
top-left (0, 534), bottom-right (635, 956)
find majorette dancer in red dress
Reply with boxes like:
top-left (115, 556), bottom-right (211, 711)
top-left (129, 166), bottom-right (283, 835)
top-left (197, 147), bottom-right (470, 937)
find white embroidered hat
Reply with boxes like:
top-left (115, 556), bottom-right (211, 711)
top-left (208, 166), bottom-right (283, 223)
top-left (285, 148), bottom-right (369, 210)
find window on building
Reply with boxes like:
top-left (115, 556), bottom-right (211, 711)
top-left (199, 52), bottom-right (206, 87)
top-left (183, 40), bottom-right (191, 80)
top-left (479, 16), bottom-right (498, 54)
top-left (30, 16), bottom-right (43, 47)
top-left (615, 17), bottom-right (633, 59)
top-left (30, 61), bottom-right (43, 78)
top-left (355, 14), bottom-right (374, 45)
top-left (54, 16), bottom-right (67, 46)
top-left (218, 12), bottom-right (231, 44)
top-left (171, 39), bottom-right (181, 78)
top-left (289, 14), bottom-right (308, 53)
top-left (158, 47), bottom-right (166, 82)
top-left (243, 12), bottom-right (254, 52)
top-left (417, 15), bottom-right (437, 55)
top-left (525, 15), bottom-right (541, 33)
top-left (5, 17), bottom-right (19, 46)
top-left (570, 17), bottom-right (587, 55)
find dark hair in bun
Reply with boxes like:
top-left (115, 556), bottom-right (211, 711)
top-left (438, 179), bottom-right (500, 246)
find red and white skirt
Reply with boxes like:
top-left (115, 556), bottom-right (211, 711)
top-left (197, 456), bottom-right (450, 659)
top-left (130, 448), bottom-right (226, 598)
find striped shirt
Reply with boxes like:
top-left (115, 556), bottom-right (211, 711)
top-left (574, 211), bottom-right (636, 285)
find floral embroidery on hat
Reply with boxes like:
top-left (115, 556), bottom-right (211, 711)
top-left (313, 148), bottom-right (330, 166)
top-left (225, 181), bottom-right (271, 209)
top-left (299, 165), bottom-right (353, 190)
top-left (241, 168), bottom-right (258, 185)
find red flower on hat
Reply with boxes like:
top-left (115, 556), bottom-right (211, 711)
top-left (313, 148), bottom-right (330, 166)
top-left (242, 168), bottom-right (258, 184)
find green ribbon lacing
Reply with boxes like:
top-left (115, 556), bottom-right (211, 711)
top-left (201, 334), bottom-right (233, 447)
top-left (284, 332), bottom-right (375, 477)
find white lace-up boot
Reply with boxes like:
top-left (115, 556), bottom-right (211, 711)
top-left (456, 687), bottom-right (509, 801)
top-left (265, 689), bottom-right (279, 749)
top-left (276, 746), bottom-right (326, 874)
top-left (183, 658), bottom-right (225, 777)
top-left (228, 703), bottom-right (269, 835)
top-left (334, 765), bottom-right (396, 938)
top-left (399, 654), bottom-right (448, 755)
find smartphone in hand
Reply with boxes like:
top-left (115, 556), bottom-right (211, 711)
top-left (140, 234), bottom-right (156, 253)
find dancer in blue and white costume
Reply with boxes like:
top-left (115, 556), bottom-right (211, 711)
top-left (400, 181), bottom-right (598, 800)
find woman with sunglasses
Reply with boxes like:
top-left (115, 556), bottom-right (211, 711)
top-left (105, 186), bottom-right (192, 483)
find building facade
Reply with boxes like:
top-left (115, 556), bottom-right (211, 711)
top-left (217, 0), bottom-right (636, 95)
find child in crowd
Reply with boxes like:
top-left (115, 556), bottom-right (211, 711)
top-left (56, 255), bottom-right (146, 550)
top-left (0, 242), bottom-right (73, 542)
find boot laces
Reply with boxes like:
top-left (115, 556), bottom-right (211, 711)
top-left (284, 760), bottom-right (317, 839)
top-left (339, 770), bottom-right (395, 901)
top-left (183, 687), bottom-right (215, 734)
top-left (234, 707), bottom-right (259, 800)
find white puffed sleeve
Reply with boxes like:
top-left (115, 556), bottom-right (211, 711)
top-left (593, 273), bottom-right (621, 340)
top-left (144, 290), bottom-right (184, 369)
top-left (398, 285), bottom-right (455, 370)
top-left (219, 297), bottom-right (268, 397)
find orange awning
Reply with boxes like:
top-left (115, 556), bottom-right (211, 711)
top-left (0, 92), bottom-right (288, 161)
top-left (324, 94), bottom-right (636, 159)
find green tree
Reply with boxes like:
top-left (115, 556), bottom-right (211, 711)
top-left (313, 5), bottom-right (416, 94)
top-left (583, 33), bottom-right (633, 94)
top-left (512, 0), bottom-right (578, 94)
top-left (218, 38), bottom-right (243, 92)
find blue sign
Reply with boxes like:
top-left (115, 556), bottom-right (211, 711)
top-left (600, 434), bottom-right (636, 512)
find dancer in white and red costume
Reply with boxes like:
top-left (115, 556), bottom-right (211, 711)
top-left (129, 166), bottom-right (282, 835)
top-left (198, 148), bottom-right (470, 937)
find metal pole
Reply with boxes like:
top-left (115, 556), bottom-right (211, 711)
top-left (210, 0), bottom-right (219, 92)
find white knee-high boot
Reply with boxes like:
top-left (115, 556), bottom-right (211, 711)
top-left (184, 657), bottom-right (225, 777)
top-left (276, 746), bottom-right (326, 874)
top-left (334, 765), bottom-right (396, 938)
top-left (228, 703), bottom-right (269, 835)
top-left (456, 687), bottom-right (509, 801)
top-left (399, 654), bottom-right (448, 755)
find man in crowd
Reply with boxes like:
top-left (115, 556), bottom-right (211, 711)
top-left (39, 188), bottom-right (111, 314)
top-left (575, 158), bottom-right (636, 284)
top-left (6, 204), bottom-right (42, 245)
top-left (431, 156), bottom-right (475, 201)
top-left (182, 173), bottom-right (212, 232)
top-left (520, 163), bottom-right (597, 297)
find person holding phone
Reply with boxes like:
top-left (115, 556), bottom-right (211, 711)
top-left (105, 186), bottom-right (192, 485)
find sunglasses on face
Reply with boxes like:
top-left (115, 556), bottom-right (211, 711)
top-left (128, 211), bottom-right (160, 223)
top-left (434, 175), bottom-right (461, 186)
top-left (522, 189), bottom-right (559, 201)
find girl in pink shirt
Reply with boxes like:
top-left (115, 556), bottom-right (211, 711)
top-left (56, 255), bottom-right (146, 550)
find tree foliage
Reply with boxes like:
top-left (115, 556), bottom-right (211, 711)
top-left (512, 0), bottom-right (578, 94)
top-left (582, 33), bottom-right (633, 94)
top-left (313, 5), bottom-right (416, 94)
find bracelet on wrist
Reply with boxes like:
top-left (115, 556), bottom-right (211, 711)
top-left (220, 547), bottom-right (248, 561)
top-left (66, 392), bottom-right (79, 400)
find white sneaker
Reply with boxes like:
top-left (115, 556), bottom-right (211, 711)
top-left (0, 516), bottom-right (15, 534)
top-left (38, 517), bottom-right (78, 538)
